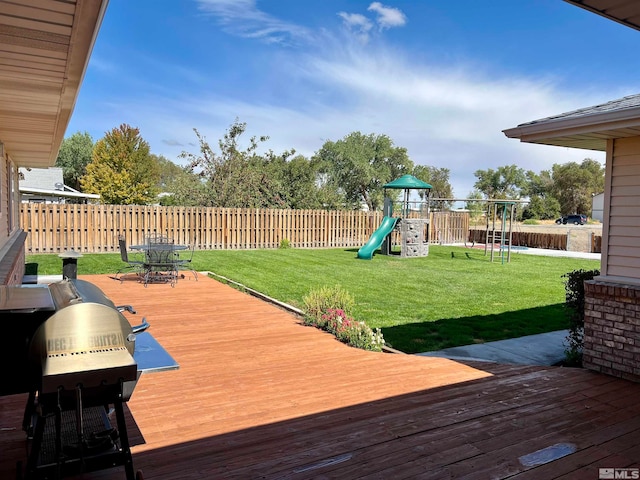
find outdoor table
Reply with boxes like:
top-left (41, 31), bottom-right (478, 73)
top-left (129, 244), bottom-right (189, 252)
top-left (130, 244), bottom-right (188, 286)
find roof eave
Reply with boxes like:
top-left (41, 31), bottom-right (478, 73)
top-left (47, 0), bottom-right (109, 167)
top-left (503, 105), bottom-right (640, 151)
top-left (563, 0), bottom-right (640, 33)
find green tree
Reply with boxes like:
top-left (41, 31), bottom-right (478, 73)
top-left (179, 121), bottom-right (295, 208)
top-left (273, 155), bottom-right (322, 209)
top-left (152, 154), bottom-right (207, 206)
top-left (464, 190), bottom-right (485, 225)
top-left (81, 124), bottom-right (160, 205)
top-left (551, 158), bottom-right (604, 215)
top-left (55, 131), bottom-right (94, 190)
top-left (412, 165), bottom-right (453, 199)
top-left (474, 164), bottom-right (527, 199)
top-left (521, 170), bottom-right (560, 220)
top-left (522, 195), bottom-right (561, 220)
top-left (314, 132), bottom-right (413, 211)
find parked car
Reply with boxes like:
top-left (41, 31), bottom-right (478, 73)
top-left (555, 214), bottom-right (587, 225)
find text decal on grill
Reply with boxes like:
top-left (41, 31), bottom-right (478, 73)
top-left (47, 332), bottom-right (125, 354)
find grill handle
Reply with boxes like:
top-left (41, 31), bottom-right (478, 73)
top-left (117, 305), bottom-right (137, 314)
top-left (131, 319), bottom-right (150, 335)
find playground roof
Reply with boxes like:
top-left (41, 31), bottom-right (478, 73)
top-left (383, 175), bottom-right (432, 190)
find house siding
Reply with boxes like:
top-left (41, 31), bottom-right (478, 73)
top-left (605, 137), bottom-right (640, 279)
top-left (0, 149), bottom-right (25, 285)
top-left (582, 137), bottom-right (640, 383)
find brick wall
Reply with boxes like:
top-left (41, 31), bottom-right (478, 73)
top-left (584, 280), bottom-right (640, 382)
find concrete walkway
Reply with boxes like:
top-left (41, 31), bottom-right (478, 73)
top-left (416, 330), bottom-right (569, 366)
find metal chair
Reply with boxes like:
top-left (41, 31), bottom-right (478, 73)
top-left (143, 237), bottom-right (178, 287)
top-left (174, 239), bottom-right (198, 281)
top-left (115, 235), bottom-right (145, 281)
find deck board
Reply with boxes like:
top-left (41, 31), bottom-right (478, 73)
top-left (2, 274), bottom-right (640, 479)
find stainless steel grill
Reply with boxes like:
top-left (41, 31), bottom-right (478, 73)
top-left (1, 279), bottom-right (146, 480)
top-left (29, 301), bottom-right (138, 396)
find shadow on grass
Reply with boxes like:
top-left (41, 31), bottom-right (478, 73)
top-left (382, 303), bottom-right (568, 354)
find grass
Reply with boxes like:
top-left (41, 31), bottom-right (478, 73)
top-left (26, 245), bottom-right (599, 353)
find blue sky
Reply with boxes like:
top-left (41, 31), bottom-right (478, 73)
top-left (67, 1), bottom-right (640, 197)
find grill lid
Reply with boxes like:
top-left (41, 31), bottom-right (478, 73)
top-left (30, 302), bottom-right (137, 393)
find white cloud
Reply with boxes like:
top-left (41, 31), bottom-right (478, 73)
top-left (337, 12), bottom-right (373, 43)
top-left (112, 45), bottom-right (608, 199)
top-left (367, 2), bottom-right (407, 29)
top-left (195, 0), bottom-right (312, 44)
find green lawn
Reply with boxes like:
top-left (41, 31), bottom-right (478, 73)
top-left (26, 246), bottom-right (599, 353)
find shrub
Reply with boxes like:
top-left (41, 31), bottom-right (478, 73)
top-left (562, 268), bottom-right (600, 366)
top-left (317, 308), bottom-right (385, 352)
top-left (302, 285), bottom-right (355, 323)
top-left (302, 287), bottom-right (384, 352)
top-left (279, 238), bottom-right (291, 249)
top-left (522, 219), bottom-right (539, 225)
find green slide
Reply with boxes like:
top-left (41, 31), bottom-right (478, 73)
top-left (357, 216), bottom-right (399, 260)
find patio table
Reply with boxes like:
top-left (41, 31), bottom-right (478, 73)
top-left (130, 244), bottom-right (188, 287)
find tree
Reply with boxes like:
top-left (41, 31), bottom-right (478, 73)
top-left (473, 164), bottom-right (527, 199)
top-left (55, 131), bottom-right (94, 190)
top-left (412, 165), bottom-right (453, 210)
top-left (464, 190), bottom-right (485, 225)
top-left (551, 158), bottom-right (604, 215)
top-left (520, 169), bottom-right (560, 220)
top-left (522, 195), bottom-right (561, 220)
top-left (179, 121), bottom-right (296, 208)
top-left (152, 154), bottom-right (208, 206)
top-left (313, 132), bottom-right (413, 211)
top-left (272, 154), bottom-right (322, 209)
top-left (81, 124), bottom-right (160, 205)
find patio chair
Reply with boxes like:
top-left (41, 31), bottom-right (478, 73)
top-left (115, 235), bottom-right (145, 281)
top-left (143, 237), bottom-right (178, 287)
top-left (174, 239), bottom-right (198, 281)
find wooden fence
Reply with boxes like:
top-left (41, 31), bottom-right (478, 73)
top-left (21, 205), bottom-right (470, 254)
top-left (468, 229), bottom-right (604, 253)
top-left (469, 229), bottom-right (568, 250)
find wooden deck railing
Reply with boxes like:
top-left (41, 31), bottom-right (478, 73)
top-left (21, 205), bottom-right (470, 254)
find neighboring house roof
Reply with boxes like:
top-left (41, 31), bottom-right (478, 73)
top-left (0, 1), bottom-right (108, 168)
top-left (19, 167), bottom-right (99, 200)
top-left (19, 166), bottom-right (64, 189)
top-left (564, 0), bottom-right (640, 32)
top-left (19, 186), bottom-right (100, 201)
top-left (502, 93), bottom-right (640, 150)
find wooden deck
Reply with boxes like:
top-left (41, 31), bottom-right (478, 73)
top-left (2, 273), bottom-right (640, 479)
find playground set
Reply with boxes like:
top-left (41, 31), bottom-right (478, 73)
top-left (357, 174), bottom-right (433, 260)
top-left (356, 175), bottom-right (526, 263)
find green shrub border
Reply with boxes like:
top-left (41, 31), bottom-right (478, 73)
top-left (562, 268), bottom-right (600, 366)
